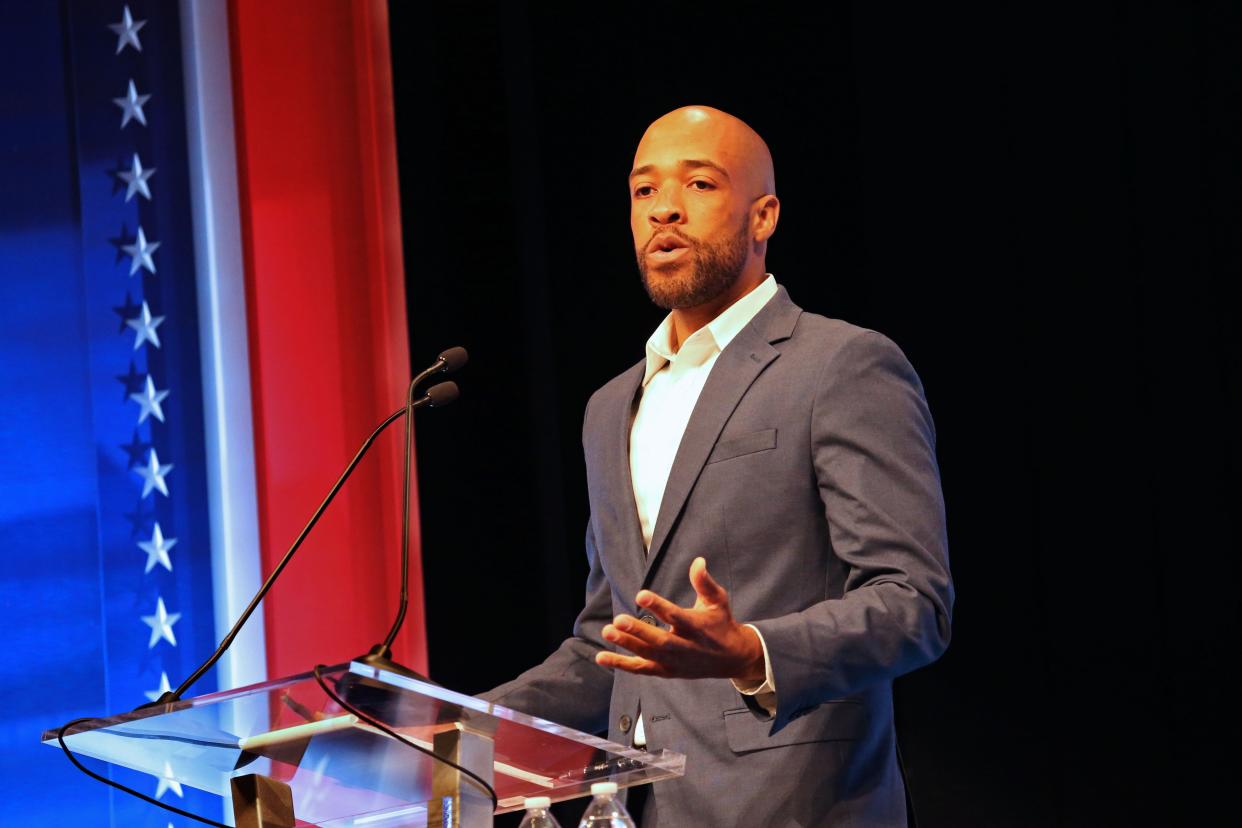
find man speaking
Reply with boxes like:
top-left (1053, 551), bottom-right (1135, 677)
top-left (482, 105), bottom-right (954, 826)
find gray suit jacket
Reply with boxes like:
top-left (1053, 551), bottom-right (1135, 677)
top-left (482, 285), bottom-right (954, 826)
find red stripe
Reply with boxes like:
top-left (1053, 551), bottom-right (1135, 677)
top-left (228, 0), bottom-right (427, 679)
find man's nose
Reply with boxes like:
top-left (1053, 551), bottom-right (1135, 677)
top-left (648, 189), bottom-right (684, 225)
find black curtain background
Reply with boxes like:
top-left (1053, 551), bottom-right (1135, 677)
top-left (387, 3), bottom-right (1239, 825)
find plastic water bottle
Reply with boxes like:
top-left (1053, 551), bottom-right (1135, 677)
top-left (577, 781), bottom-right (636, 827)
top-left (518, 796), bottom-right (562, 828)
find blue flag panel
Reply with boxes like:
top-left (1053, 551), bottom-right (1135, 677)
top-left (1, 3), bottom-right (221, 824)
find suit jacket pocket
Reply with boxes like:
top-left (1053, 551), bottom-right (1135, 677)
top-left (723, 701), bottom-right (864, 754)
top-left (706, 428), bottom-right (777, 464)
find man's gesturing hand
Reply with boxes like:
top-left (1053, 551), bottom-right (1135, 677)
top-left (595, 557), bottom-right (766, 681)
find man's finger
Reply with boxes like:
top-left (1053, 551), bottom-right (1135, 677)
top-left (689, 556), bottom-right (729, 607)
top-left (602, 624), bottom-right (665, 660)
top-left (610, 616), bottom-right (670, 648)
top-left (635, 589), bottom-right (690, 627)
top-left (595, 650), bottom-right (670, 677)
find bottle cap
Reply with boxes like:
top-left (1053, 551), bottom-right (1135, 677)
top-left (590, 781), bottom-right (619, 796)
top-left (524, 796), bottom-right (552, 809)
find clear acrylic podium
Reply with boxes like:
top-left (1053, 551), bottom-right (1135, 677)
top-left (43, 661), bottom-right (685, 827)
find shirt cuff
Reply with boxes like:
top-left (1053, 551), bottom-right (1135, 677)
top-left (730, 624), bottom-right (777, 715)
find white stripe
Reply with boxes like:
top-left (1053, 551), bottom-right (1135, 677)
top-left (180, 0), bottom-right (268, 700)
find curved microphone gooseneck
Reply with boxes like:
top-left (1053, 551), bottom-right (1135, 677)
top-left (171, 378), bottom-right (461, 701)
top-left (163, 347), bottom-right (466, 704)
top-left (357, 346), bottom-right (468, 675)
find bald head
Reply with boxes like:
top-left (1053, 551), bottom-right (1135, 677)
top-left (629, 105), bottom-right (782, 327)
top-left (633, 106), bottom-right (775, 197)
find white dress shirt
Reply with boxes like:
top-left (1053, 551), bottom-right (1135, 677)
top-left (629, 274), bottom-right (780, 746)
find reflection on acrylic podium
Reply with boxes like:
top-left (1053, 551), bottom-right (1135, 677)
top-left (44, 661), bottom-right (684, 827)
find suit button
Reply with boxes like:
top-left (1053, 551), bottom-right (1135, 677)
top-left (619, 714), bottom-right (632, 733)
top-left (640, 615), bottom-right (657, 626)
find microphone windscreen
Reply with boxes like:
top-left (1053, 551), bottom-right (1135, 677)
top-left (438, 346), bottom-right (469, 372)
top-left (425, 381), bottom-right (460, 407)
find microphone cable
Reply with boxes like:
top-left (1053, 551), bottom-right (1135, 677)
top-left (55, 716), bottom-right (229, 828)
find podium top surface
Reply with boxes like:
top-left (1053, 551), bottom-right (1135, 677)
top-left (44, 662), bottom-right (684, 825)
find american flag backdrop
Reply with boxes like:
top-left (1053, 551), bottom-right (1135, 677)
top-left (0, 1), bottom-right (421, 824)
top-left (1, 2), bottom-right (222, 824)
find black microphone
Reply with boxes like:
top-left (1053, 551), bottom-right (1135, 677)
top-left (410, 346), bottom-right (468, 392)
top-left (423, 379), bottom-right (460, 407)
top-left (438, 346), bottom-right (468, 373)
top-left (150, 355), bottom-right (465, 706)
top-left (357, 353), bottom-right (466, 677)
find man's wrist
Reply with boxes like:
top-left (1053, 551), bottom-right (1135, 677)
top-left (737, 623), bottom-right (767, 683)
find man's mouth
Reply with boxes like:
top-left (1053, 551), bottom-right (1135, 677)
top-left (647, 234), bottom-right (690, 264)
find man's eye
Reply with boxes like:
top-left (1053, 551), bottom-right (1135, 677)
top-left (634, 185), bottom-right (654, 197)
top-left (689, 180), bottom-right (715, 191)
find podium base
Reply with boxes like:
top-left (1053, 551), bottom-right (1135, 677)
top-left (231, 773), bottom-right (295, 828)
top-left (331, 644), bottom-right (440, 726)
top-left (352, 643), bottom-right (434, 684)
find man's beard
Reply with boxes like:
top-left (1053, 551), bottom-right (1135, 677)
top-left (636, 217), bottom-right (750, 310)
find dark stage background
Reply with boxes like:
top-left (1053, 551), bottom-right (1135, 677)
top-left (387, 3), bottom-right (1238, 825)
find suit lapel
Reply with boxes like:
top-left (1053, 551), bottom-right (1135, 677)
top-left (599, 361), bottom-right (647, 590)
top-left (641, 286), bottom-right (802, 584)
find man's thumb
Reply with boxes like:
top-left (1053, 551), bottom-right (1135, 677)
top-left (690, 556), bottom-right (727, 605)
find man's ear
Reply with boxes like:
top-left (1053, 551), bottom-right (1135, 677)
top-left (753, 195), bottom-right (780, 243)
